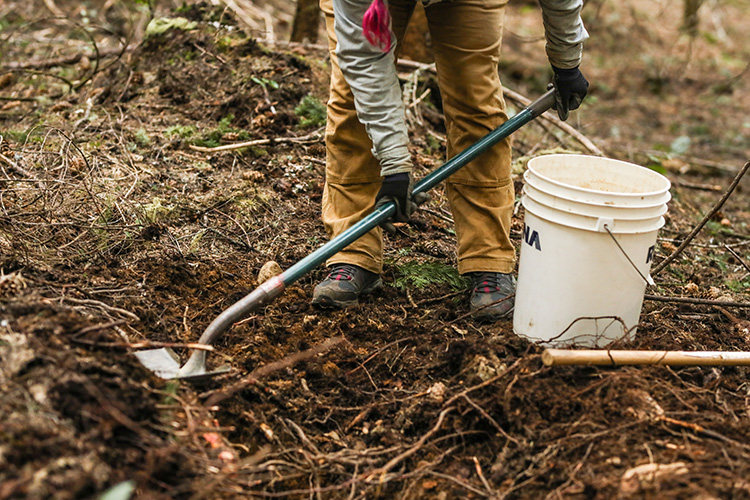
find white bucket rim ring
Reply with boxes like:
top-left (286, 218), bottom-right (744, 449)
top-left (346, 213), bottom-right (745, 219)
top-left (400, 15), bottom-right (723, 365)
top-left (521, 194), bottom-right (666, 234)
top-left (522, 185), bottom-right (669, 220)
top-left (527, 154), bottom-right (671, 200)
top-left (523, 172), bottom-right (672, 210)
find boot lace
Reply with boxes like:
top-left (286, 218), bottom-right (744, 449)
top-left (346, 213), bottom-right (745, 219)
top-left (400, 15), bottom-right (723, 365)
top-left (472, 272), bottom-right (505, 294)
top-left (327, 264), bottom-right (359, 282)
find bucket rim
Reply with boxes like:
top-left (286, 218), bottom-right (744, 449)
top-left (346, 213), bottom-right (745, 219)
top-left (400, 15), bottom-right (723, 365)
top-left (522, 184), bottom-right (669, 219)
top-left (527, 154), bottom-right (671, 199)
top-left (523, 171), bottom-right (672, 210)
top-left (522, 194), bottom-right (666, 234)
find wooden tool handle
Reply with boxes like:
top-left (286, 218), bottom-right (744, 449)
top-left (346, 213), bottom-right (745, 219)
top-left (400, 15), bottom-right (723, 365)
top-left (542, 349), bottom-right (750, 367)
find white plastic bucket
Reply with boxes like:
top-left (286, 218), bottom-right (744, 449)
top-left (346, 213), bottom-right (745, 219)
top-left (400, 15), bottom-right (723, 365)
top-left (513, 154), bottom-right (671, 347)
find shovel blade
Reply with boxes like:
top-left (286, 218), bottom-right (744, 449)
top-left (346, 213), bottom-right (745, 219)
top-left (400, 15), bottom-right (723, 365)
top-left (134, 348), bottom-right (232, 380)
top-left (134, 348), bottom-right (181, 379)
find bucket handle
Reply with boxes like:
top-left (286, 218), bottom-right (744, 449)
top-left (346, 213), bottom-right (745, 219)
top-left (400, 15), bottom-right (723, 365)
top-left (603, 224), bottom-right (655, 286)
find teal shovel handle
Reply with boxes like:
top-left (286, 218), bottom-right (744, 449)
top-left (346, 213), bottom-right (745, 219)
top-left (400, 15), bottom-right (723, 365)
top-left (197, 88), bottom-right (556, 345)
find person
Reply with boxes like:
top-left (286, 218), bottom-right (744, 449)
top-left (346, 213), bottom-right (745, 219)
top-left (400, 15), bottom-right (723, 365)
top-left (312, 0), bottom-right (589, 321)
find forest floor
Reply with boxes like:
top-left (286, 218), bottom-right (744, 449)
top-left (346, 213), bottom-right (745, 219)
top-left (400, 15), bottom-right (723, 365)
top-left (1, 0), bottom-right (750, 499)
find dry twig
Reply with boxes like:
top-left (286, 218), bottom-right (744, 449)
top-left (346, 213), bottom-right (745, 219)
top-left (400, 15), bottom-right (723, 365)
top-left (644, 294), bottom-right (750, 309)
top-left (2, 47), bottom-right (127, 71)
top-left (364, 407), bottom-right (455, 482)
top-left (204, 336), bottom-right (345, 406)
top-left (652, 160), bottom-right (750, 276)
top-left (189, 130), bottom-right (323, 153)
top-left (395, 58), bottom-right (605, 156)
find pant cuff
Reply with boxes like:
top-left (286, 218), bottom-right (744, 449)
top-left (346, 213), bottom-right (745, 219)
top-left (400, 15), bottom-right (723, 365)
top-left (324, 255), bottom-right (383, 275)
top-left (458, 257), bottom-right (515, 276)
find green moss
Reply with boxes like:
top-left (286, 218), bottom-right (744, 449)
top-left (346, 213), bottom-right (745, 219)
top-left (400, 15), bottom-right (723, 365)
top-left (392, 261), bottom-right (467, 291)
top-left (4, 129), bottom-right (29, 144)
top-left (135, 128), bottom-right (151, 147)
top-left (192, 114), bottom-right (249, 148)
top-left (294, 94), bottom-right (326, 129)
top-left (727, 278), bottom-right (750, 292)
top-left (165, 124), bottom-right (197, 139)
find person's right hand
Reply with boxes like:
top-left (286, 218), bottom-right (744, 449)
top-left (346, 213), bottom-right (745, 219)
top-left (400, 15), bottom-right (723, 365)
top-left (374, 173), bottom-right (428, 233)
top-left (552, 65), bottom-right (589, 121)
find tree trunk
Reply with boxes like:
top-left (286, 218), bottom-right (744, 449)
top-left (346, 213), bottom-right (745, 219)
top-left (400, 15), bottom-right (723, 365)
top-left (682, 0), bottom-right (704, 37)
top-left (291, 0), bottom-right (321, 44)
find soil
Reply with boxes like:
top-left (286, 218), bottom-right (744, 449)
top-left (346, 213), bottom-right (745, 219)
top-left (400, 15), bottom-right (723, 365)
top-left (1, 1), bottom-right (750, 499)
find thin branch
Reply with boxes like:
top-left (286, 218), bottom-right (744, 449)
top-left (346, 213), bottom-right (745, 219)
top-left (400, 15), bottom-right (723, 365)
top-left (502, 86), bottom-right (605, 156)
top-left (395, 58), bottom-right (605, 156)
top-left (652, 160), bottom-right (750, 276)
top-left (58, 296), bottom-right (140, 321)
top-left (189, 130), bottom-right (323, 153)
top-left (0, 150), bottom-right (45, 189)
top-left (672, 180), bottom-right (722, 191)
top-left (72, 338), bottom-right (215, 351)
top-left (644, 294), bottom-right (750, 309)
top-left (204, 336), bottom-right (345, 407)
top-left (365, 407), bottom-right (455, 482)
top-left (725, 244), bottom-right (750, 275)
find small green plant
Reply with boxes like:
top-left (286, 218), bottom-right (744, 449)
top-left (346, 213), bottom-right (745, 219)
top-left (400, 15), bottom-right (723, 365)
top-left (727, 278), bottom-right (750, 293)
top-left (294, 94), bottom-right (326, 129)
top-left (135, 128), bottom-right (151, 147)
top-left (5, 129), bottom-right (29, 144)
top-left (216, 35), bottom-right (234, 53)
top-left (188, 229), bottom-right (206, 254)
top-left (192, 114), bottom-right (249, 148)
top-left (392, 261), bottom-right (467, 291)
top-left (142, 197), bottom-right (173, 223)
top-left (251, 76), bottom-right (279, 91)
top-left (670, 135), bottom-right (691, 155)
top-left (425, 134), bottom-right (442, 154)
top-left (98, 480), bottom-right (136, 500)
top-left (165, 124), bottom-right (196, 139)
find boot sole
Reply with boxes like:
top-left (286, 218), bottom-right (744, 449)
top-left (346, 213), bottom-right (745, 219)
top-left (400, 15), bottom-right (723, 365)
top-left (472, 305), bottom-right (514, 323)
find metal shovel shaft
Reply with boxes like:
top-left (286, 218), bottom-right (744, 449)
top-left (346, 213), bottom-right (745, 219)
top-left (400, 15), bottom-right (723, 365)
top-left (179, 89), bottom-right (556, 375)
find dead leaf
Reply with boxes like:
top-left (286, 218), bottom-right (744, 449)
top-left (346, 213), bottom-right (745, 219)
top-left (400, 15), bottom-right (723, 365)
top-left (620, 462), bottom-right (688, 495)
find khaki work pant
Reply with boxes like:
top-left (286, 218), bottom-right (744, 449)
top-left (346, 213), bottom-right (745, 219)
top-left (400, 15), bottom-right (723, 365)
top-left (319, 0), bottom-right (514, 275)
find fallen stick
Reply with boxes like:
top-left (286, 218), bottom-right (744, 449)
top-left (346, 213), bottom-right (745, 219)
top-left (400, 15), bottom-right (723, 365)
top-left (71, 338), bottom-right (215, 351)
top-left (542, 349), bottom-right (750, 367)
top-left (644, 293), bottom-right (750, 309)
top-left (188, 130), bottom-right (322, 153)
top-left (2, 46), bottom-right (130, 71)
top-left (203, 336), bottom-right (345, 407)
top-left (396, 58), bottom-right (605, 157)
top-left (651, 160), bottom-right (750, 276)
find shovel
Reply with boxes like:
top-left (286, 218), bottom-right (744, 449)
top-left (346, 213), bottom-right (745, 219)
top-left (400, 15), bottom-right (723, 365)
top-left (135, 88), bottom-right (557, 380)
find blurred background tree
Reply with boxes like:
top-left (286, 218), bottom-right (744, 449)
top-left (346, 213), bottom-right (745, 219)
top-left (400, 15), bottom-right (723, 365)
top-left (291, 0), bottom-right (320, 43)
top-left (682, 0), bottom-right (704, 37)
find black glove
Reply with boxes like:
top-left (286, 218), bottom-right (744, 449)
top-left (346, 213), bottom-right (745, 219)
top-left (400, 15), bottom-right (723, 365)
top-left (552, 65), bottom-right (589, 121)
top-left (374, 172), bottom-right (428, 233)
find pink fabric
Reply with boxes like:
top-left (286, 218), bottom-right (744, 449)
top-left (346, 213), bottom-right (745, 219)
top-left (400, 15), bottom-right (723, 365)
top-left (362, 0), bottom-right (392, 52)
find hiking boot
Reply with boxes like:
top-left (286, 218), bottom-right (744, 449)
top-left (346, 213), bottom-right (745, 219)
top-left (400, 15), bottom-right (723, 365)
top-left (312, 263), bottom-right (382, 308)
top-left (467, 271), bottom-right (515, 322)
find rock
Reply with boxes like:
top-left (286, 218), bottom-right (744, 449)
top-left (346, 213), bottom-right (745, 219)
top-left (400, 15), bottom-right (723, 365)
top-left (427, 381), bottom-right (447, 403)
top-left (258, 261), bottom-right (282, 282)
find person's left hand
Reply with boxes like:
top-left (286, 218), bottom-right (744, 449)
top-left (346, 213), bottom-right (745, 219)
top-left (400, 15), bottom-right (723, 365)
top-left (552, 65), bottom-right (589, 121)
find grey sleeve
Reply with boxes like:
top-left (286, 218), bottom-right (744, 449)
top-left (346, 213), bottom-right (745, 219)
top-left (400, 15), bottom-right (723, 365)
top-left (333, 0), bottom-right (412, 177)
top-left (537, 0), bottom-right (589, 69)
